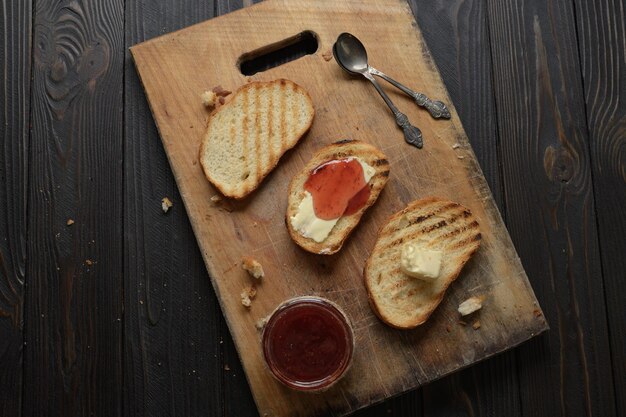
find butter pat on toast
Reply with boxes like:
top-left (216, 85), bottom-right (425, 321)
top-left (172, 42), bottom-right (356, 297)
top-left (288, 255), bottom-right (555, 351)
top-left (365, 197), bottom-right (481, 329)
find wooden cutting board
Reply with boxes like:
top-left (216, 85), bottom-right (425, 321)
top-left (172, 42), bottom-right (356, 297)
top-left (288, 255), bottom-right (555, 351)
top-left (130, 0), bottom-right (548, 415)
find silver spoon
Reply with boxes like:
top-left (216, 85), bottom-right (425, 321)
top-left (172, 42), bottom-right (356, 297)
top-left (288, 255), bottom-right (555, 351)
top-left (334, 33), bottom-right (451, 120)
top-left (333, 41), bottom-right (423, 149)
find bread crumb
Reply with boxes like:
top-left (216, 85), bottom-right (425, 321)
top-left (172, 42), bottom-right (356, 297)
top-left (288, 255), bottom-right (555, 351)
top-left (242, 257), bottom-right (264, 279)
top-left (458, 320), bottom-right (467, 326)
top-left (201, 90), bottom-right (217, 108)
top-left (255, 317), bottom-right (268, 330)
top-left (161, 197), bottom-right (173, 213)
top-left (321, 50), bottom-right (333, 61)
top-left (241, 294), bottom-right (251, 307)
top-left (458, 295), bottom-right (485, 316)
top-left (533, 309), bottom-right (543, 317)
top-left (85, 259), bottom-right (93, 266)
top-left (240, 285), bottom-right (257, 308)
top-left (224, 364), bottom-right (230, 371)
top-left (472, 320), bottom-right (481, 330)
top-left (457, 155), bottom-right (465, 159)
top-left (242, 285), bottom-right (257, 298)
top-left (210, 195), bottom-right (222, 203)
top-left (66, 219), bottom-right (75, 226)
top-left (452, 143), bottom-right (460, 149)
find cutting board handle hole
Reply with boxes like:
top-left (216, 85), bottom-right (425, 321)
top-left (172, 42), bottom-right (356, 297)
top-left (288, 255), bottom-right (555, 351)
top-left (238, 31), bottom-right (319, 76)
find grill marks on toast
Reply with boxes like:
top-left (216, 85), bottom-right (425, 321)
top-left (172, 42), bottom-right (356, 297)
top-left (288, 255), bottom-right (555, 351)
top-left (267, 87), bottom-right (275, 163)
top-left (268, 84), bottom-right (276, 160)
top-left (285, 81), bottom-right (293, 155)
top-left (200, 79), bottom-right (314, 199)
top-left (364, 197), bottom-right (481, 329)
top-left (380, 207), bottom-right (474, 251)
top-left (372, 158), bottom-right (389, 167)
top-left (278, 83), bottom-right (286, 160)
top-left (247, 85), bottom-right (258, 183)
top-left (241, 86), bottom-right (250, 190)
top-left (376, 203), bottom-right (480, 272)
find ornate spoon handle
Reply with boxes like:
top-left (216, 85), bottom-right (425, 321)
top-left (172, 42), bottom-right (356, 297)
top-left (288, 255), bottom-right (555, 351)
top-left (369, 67), bottom-right (451, 119)
top-left (363, 72), bottom-right (424, 149)
top-left (395, 112), bottom-right (424, 148)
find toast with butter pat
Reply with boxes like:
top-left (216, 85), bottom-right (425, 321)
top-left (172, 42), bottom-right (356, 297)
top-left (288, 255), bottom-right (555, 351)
top-left (365, 197), bottom-right (481, 329)
top-left (199, 79), bottom-right (314, 199)
top-left (286, 140), bottom-right (390, 255)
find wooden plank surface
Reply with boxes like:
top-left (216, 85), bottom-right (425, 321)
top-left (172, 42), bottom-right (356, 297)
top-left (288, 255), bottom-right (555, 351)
top-left (485, 0), bottom-right (618, 416)
top-left (0, 0), bottom-right (31, 415)
top-left (23, 0), bottom-right (125, 416)
top-left (130, 0), bottom-right (546, 415)
top-left (123, 0), bottom-right (256, 416)
top-left (573, 0), bottom-right (626, 415)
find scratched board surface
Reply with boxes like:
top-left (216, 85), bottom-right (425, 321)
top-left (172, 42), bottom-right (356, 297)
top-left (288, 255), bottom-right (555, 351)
top-left (130, 0), bottom-right (547, 415)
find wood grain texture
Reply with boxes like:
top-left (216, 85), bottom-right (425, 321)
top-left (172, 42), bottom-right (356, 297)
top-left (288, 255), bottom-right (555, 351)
top-left (409, 0), bottom-right (504, 206)
top-left (485, 0), bottom-right (617, 416)
top-left (409, 1), bottom-right (521, 416)
top-left (0, 0), bottom-right (31, 415)
top-left (123, 0), bottom-right (256, 416)
top-left (131, 0), bottom-right (546, 415)
top-left (24, 0), bottom-right (124, 416)
top-left (423, 353), bottom-right (521, 417)
top-left (573, 0), bottom-right (626, 415)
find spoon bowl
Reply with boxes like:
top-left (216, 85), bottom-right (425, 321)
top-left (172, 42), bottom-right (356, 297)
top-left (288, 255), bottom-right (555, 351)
top-left (333, 33), bottom-right (369, 75)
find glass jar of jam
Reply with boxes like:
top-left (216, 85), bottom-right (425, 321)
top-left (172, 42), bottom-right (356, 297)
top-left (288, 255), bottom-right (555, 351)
top-left (262, 296), bottom-right (354, 391)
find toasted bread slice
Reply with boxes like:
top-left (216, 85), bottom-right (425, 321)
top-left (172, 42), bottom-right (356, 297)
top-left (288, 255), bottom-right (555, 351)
top-left (199, 79), bottom-right (314, 199)
top-left (365, 197), bottom-right (481, 329)
top-left (286, 140), bottom-right (390, 255)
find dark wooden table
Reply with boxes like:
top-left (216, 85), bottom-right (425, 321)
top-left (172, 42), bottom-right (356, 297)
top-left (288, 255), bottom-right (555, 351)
top-left (1, 0), bottom-right (624, 416)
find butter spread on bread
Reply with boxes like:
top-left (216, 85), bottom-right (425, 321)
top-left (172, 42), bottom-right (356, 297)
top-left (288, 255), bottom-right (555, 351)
top-left (286, 140), bottom-right (390, 255)
top-left (290, 157), bottom-right (376, 243)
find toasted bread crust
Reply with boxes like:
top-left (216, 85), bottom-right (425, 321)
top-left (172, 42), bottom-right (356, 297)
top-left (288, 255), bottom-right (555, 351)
top-left (286, 140), bottom-right (390, 255)
top-left (364, 197), bottom-right (481, 329)
top-left (200, 79), bottom-right (314, 199)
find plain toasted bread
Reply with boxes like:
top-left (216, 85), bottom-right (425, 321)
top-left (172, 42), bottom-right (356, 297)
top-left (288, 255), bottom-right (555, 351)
top-left (199, 79), bottom-right (314, 199)
top-left (286, 140), bottom-right (390, 255)
top-left (365, 197), bottom-right (481, 329)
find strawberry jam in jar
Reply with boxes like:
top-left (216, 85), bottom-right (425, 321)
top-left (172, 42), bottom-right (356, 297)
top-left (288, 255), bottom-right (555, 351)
top-left (262, 296), bottom-right (354, 391)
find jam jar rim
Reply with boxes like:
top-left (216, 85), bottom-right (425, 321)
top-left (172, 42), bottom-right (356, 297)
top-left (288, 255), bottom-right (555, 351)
top-left (261, 296), bottom-right (355, 392)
